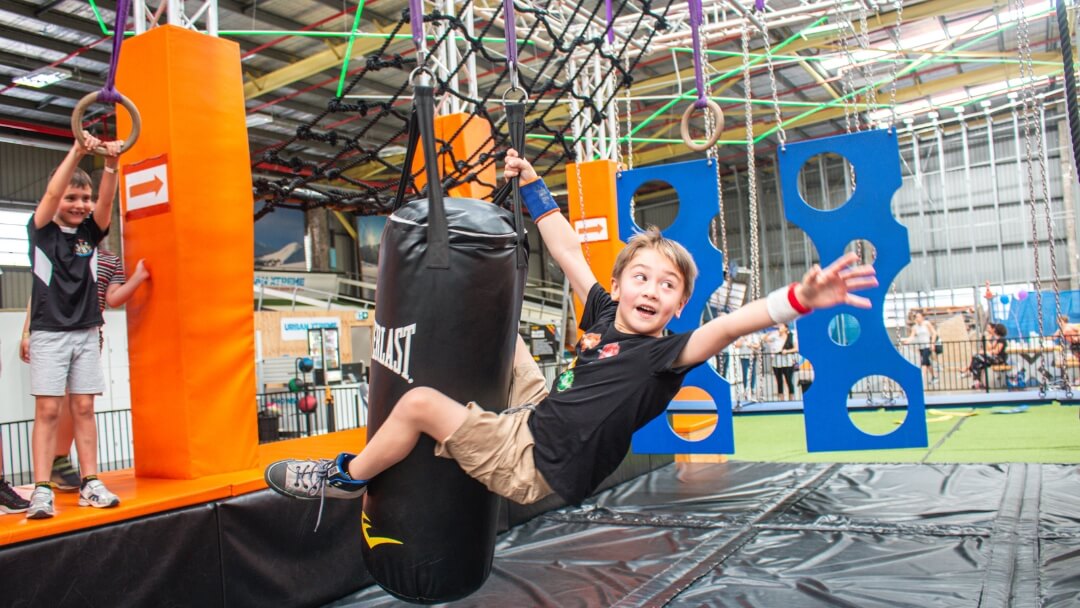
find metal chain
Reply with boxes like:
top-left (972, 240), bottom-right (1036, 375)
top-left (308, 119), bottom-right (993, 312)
top-left (1015, 0), bottom-right (1060, 389)
top-left (835, 0), bottom-right (859, 132)
top-left (761, 13), bottom-right (786, 148)
top-left (742, 23), bottom-right (761, 304)
top-left (857, 1), bottom-right (878, 119)
top-left (563, 42), bottom-right (592, 265)
top-left (624, 56), bottom-right (634, 170)
top-left (888, 0), bottom-right (904, 128)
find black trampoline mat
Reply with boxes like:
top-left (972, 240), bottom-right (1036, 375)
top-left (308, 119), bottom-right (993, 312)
top-left (328, 461), bottom-right (1080, 607)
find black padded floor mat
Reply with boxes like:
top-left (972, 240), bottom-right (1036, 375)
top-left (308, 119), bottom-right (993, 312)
top-left (328, 461), bottom-right (1080, 607)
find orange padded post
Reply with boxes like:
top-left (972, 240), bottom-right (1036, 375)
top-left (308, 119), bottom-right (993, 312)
top-left (116, 26), bottom-right (258, 478)
top-left (565, 160), bottom-right (622, 331)
top-left (411, 113), bottom-right (496, 201)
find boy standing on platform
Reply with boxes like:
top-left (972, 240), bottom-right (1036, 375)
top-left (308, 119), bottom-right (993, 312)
top-left (25, 132), bottom-right (123, 520)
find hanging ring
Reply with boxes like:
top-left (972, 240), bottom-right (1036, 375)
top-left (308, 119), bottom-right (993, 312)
top-left (71, 91), bottom-right (141, 155)
top-left (409, 65), bottom-right (436, 87)
top-left (680, 98), bottom-right (724, 152)
top-left (501, 85), bottom-right (528, 106)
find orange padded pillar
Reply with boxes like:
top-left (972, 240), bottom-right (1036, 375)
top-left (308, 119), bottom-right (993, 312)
top-left (565, 160), bottom-right (622, 330)
top-left (116, 26), bottom-right (258, 478)
top-left (411, 113), bottom-right (496, 201)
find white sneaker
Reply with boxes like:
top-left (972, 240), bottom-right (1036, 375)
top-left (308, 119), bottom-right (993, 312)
top-left (78, 479), bottom-right (120, 509)
top-left (26, 485), bottom-right (55, 519)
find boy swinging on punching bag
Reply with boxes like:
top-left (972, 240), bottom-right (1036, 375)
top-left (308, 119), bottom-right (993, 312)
top-left (265, 149), bottom-right (877, 544)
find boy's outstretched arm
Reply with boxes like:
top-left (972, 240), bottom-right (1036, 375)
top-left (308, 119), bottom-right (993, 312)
top-left (504, 148), bottom-right (598, 300)
top-left (105, 259), bottom-right (150, 308)
top-left (93, 139), bottom-right (123, 232)
top-left (674, 252), bottom-right (878, 367)
top-left (33, 132), bottom-right (99, 229)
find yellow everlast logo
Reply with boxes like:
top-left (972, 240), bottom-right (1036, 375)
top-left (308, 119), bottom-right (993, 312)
top-left (362, 512), bottom-right (403, 548)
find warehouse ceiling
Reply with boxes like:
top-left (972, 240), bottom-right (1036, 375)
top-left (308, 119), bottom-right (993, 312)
top-left (0, 0), bottom-right (1070, 206)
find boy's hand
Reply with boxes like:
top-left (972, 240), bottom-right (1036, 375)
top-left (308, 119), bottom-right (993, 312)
top-left (101, 139), bottom-right (123, 159)
top-left (20, 336), bottom-right (30, 363)
top-left (793, 252), bottom-right (877, 311)
top-left (133, 259), bottom-right (151, 281)
top-left (504, 148), bottom-right (539, 186)
top-left (76, 130), bottom-right (100, 156)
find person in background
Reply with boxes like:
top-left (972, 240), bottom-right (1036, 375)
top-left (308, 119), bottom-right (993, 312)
top-left (765, 324), bottom-right (798, 401)
top-left (902, 312), bottom-right (939, 386)
top-left (966, 323), bottom-right (1009, 390)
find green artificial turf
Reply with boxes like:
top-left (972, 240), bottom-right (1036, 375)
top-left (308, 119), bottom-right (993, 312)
top-left (721, 402), bottom-right (1080, 463)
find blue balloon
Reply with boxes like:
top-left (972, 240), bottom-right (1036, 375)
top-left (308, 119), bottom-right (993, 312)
top-left (1000, 294), bottom-right (1010, 304)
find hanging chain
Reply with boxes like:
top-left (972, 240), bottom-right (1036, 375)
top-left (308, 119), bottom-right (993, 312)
top-left (742, 23), bottom-right (761, 304)
top-left (857, 1), bottom-right (878, 120)
top-left (623, 56), bottom-right (634, 169)
top-left (835, 0), bottom-right (859, 132)
top-left (888, 0), bottom-right (904, 128)
top-left (761, 13), bottom-right (786, 149)
top-left (1015, 0), bottom-right (1061, 388)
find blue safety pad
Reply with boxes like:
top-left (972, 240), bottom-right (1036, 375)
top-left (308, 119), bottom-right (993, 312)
top-left (777, 128), bottom-right (927, 451)
top-left (617, 158), bottom-right (733, 454)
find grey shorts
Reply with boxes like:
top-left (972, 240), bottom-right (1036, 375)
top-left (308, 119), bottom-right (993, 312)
top-left (29, 328), bottom-right (105, 396)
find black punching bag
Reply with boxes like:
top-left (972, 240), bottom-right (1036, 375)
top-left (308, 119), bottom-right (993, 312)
top-left (359, 85), bottom-right (527, 603)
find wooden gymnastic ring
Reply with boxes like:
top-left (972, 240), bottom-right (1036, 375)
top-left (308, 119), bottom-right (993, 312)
top-left (680, 98), bottom-right (724, 152)
top-left (70, 91), bottom-right (141, 155)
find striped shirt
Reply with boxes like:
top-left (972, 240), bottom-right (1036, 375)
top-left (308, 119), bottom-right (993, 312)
top-left (97, 250), bottom-right (126, 313)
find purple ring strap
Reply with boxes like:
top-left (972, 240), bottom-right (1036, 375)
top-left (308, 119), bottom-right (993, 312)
top-left (409, 0), bottom-right (425, 54)
top-left (688, 0), bottom-right (707, 108)
top-left (606, 0), bottom-right (615, 45)
top-left (503, 0), bottom-right (518, 76)
top-left (99, 0), bottom-right (131, 104)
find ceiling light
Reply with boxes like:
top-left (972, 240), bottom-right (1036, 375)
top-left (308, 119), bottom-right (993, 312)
top-left (246, 113), bottom-right (274, 127)
top-left (13, 67), bottom-right (72, 89)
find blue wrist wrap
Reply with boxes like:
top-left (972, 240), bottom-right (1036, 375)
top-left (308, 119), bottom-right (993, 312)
top-left (519, 179), bottom-right (560, 221)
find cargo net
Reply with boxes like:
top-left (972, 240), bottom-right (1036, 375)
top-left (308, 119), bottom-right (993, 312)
top-left (253, 0), bottom-right (673, 220)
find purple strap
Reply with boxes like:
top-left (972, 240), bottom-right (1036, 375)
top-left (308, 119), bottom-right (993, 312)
top-left (755, 0), bottom-right (767, 11)
top-left (99, 0), bottom-right (131, 104)
top-left (606, 0), bottom-right (614, 45)
top-left (409, 0), bottom-right (425, 54)
top-left (688, 0), bottom-right (707, 108)
top-left (503, 0), bottom-right (518, 75)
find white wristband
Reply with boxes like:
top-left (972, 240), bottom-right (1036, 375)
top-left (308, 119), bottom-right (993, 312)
top-left (766, 284), bottom-right (807, 324)
top-left (103, 166), bottom-right (117, 174)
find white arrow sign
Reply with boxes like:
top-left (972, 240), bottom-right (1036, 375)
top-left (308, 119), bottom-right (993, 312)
top-left (124, 158), bottom-right (170, 216)
top-left (574, 217), bottom-right (609, 243)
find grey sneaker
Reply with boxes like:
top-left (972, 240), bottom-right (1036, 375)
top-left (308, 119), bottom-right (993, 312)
top-left (264, 454), bottom-right (368, 501)
top-left (265, 454), bottom-right (367, 531)
top-left (50, 455), bottom-right (80, 492)
top-left (78, 479), bottom-right (120, 508)
top-left (26, 485), bottom-right (54, 519)
top-left (0, 480), bottom-right (29, 514)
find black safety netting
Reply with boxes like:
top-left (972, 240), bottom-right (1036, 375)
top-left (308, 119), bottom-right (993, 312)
top-left (253, 0), bottom-right (674, 221)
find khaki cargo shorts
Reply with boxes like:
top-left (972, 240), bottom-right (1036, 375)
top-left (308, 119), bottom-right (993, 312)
top-left (434, 361), bottom-right (554, 505)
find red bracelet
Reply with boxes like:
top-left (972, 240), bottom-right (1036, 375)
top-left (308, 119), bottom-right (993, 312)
top-left (787, 283), bottom-right (812, 315)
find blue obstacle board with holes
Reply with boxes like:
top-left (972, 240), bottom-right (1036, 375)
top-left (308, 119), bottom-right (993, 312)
top-left (618, 158), bottom-right (734, 454)
top-left (778, 128), bottom-right (927, 451)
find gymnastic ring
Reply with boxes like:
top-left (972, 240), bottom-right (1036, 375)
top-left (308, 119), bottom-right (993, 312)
top-left (70, 91), bottom-right (142, 155)
top-left (680, 98), bottom-right (724, 152)
top-left (501, 85), bottom-right (528, 106)
top-left (409, 65), bottom-right (437, 88)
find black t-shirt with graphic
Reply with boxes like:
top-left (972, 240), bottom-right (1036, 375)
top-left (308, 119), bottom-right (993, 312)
top-left (528, 283), bottom-right (698, 505)
top-left (28, 217), bottom-right (107, 331)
